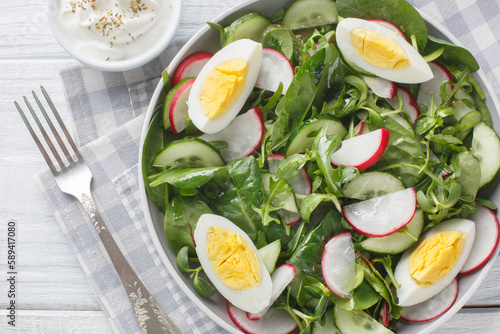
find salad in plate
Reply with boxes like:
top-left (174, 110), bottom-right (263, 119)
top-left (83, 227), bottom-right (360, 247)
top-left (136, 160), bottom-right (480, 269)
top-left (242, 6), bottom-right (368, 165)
top-left (141, 0), bottom-right (500, 332)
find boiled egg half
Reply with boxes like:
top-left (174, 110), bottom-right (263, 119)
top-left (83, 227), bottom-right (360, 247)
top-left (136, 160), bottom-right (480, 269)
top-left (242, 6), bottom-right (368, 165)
top-left (187, 39), bottom-right (262, 134)
top-left (194, 214), bottom-right (272, 313)
top-left (394, 218), bottom-right (475, 306)
top-left (336, 18), bottom-right (433, 84)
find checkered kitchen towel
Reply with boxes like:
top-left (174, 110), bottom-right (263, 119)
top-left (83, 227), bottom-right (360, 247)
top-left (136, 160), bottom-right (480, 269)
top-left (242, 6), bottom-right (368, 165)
top-left (34, 0), bottom-right (500, 334)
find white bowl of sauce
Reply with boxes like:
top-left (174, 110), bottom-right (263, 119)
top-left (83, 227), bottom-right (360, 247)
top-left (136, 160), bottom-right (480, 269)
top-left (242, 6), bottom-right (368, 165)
top-left (47, 0), bottom-right (182, 71)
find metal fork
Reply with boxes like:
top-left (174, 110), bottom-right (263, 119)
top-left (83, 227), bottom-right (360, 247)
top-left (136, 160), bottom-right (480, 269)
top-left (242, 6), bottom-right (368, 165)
top-left (15, 87), bottom-right (181, 334)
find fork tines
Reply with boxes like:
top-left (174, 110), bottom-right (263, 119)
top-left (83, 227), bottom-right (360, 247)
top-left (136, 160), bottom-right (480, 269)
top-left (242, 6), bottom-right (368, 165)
top-left (15, 86), bottom-right (80, 173)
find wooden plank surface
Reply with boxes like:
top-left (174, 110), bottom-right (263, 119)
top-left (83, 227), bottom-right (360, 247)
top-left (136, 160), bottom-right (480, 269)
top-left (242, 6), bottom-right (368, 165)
top-left (0, 0), bottom-right (499, 333)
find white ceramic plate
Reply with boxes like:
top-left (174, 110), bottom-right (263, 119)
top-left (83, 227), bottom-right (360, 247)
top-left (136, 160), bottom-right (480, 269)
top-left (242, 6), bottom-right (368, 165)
top-left (138, 1), bottom-right (500, 333)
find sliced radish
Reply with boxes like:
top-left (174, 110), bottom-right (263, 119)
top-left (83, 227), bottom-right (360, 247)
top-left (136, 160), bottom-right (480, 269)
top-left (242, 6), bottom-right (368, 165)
top-left (169, 78), bottom-right (195, 134)
top-left (369, 19), bottom-right (407, 41)
top-left (400, 279), bottom-right (458, 322)
top-left (459, 205), bottom-right (500, 274)
top-left (361, 76), bottom-right (396, 99)
top-left (342, 188), bottom-right (417, 237)
top-left (321, 232), bottom-right (356, 299)
top-left (386, 86), bottom-right (420, 123)
top-left (255, 48), bottom-right (295, 93)
top-left (417, 61), bottom-right (454, 108)
top-left (200, 108), bottom-right (264, 162)
top-left (171, 51), bottom-right (213, 86)
top-left (268, 154), bottom-right (312, 225)
top-left (228, 301), bottom-right (297, 334)
top-left (247, 264), bottom-right (296, 321)
top-left (330, 128), bottom-right (390, 171)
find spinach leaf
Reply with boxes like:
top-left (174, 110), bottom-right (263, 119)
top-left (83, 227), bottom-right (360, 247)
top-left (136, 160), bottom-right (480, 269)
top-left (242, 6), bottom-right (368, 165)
top-left (425, 35), bottom-right (479, 72)
top-left (267, 43), bottom-right (343, 151)
top-left (336, 0), bottom-right (428, 50)
top-left (164, 196), bottom-right (213, 256)
top-left (204, 156), bottom-right (264, 241)
top-left (454, 151), bottom-right (481, 202)
top-left (150, 166), bottom-right (228, 189)
top-left (329, 280), bottom-right (380, 311)
top-left (142, 111), bottom-right (168, 211)
top-left (289, 210), bottom-right (345, 278)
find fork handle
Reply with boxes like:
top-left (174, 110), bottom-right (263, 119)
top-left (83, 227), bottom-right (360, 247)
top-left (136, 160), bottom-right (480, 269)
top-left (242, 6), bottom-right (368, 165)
top-left (79, 193), bottom-right (182, 334)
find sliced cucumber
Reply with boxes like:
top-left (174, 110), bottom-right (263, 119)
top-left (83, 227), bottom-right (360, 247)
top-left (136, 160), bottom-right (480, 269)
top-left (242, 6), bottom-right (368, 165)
top-left (285, 116), bottom-right (347, 156)
top-left (312, 307), bottom-right (341, 333)
top-left (471, 122), bottom-right (500, 189)
top-left (343, 171), bottom-right (405, 200)
top-left (258, 239), bottom-right (281, 274)
top-left (358, 209), bottom-right (424, 254)
top-left (282, 0), bottom-right (338, 30)
top-left (153, 138), bottom-right (224, 168)
top-left (334, 306), bottom-right (394, 334)
top-left (221, 12), bottom-right (271, 47)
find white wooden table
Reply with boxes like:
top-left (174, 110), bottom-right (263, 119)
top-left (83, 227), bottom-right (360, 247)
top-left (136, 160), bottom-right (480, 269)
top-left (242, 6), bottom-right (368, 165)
top-left (0, 0), bottom-right (499, 333)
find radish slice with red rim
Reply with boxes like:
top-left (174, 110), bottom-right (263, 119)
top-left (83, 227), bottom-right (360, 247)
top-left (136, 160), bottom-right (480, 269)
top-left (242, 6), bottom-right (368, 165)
top-left (361, 76), bottom-right (396, 99)
top-left (368, 19), bottom-right (407, 41)
top-left (247, 264), bottom-right (296, 321)
top-left (330, 128), bottom-right (389, 171)
top-left (400, 279), bottom-right (458, 322)
top-left (342, 188), bottom-right (417, 237)
top-left (228, 301), bottom-right (297, 334)
top-left (200, 108), bottom-right (264, 162)
top-left (321, 232), bottom-right (356, 299)
top-left (417, 61), bottom-right (454, 108)
top-left (386, 86), bottom-right (420, 123)
top-left (459, 205), bottom-right (500, 274)
top-left (171, 51), bottom-right (213, 86)
top-left (169, 78), bottom-right (195, 134)
top-left (255, 48), bottom-right (295, 93)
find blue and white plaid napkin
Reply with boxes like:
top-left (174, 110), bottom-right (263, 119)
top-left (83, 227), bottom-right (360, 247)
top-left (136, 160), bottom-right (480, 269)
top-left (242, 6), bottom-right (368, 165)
top-left (34, 1), bottom-right (500, 334)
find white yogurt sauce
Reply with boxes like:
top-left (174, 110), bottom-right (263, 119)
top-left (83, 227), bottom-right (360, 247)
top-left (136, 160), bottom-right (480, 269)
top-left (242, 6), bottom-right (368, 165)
top-left (57, 0), bottom-right (171, 61)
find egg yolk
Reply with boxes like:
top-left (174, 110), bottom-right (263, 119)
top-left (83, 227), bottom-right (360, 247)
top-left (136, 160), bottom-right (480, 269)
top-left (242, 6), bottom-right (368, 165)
top-left (351, 28), bottom-right (411, 70)
top-left (206, 226), bottom-right (261, 290)
top-left (200, 58), bottom-right (249, 120)
top-left (409, 231), bottom-right (466, 286)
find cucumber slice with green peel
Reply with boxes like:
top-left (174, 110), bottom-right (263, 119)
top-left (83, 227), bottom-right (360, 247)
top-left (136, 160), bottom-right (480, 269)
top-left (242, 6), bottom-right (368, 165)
top-left (471, 122), bottom-right (500, 189)
top-left (285, 116), bottom-right (347, 156)
top-left (334, 306), bottom-right (394, 334)
top-left (343, 171), bottom-right (405, 200)
top-left (282, 0), bottom-right (338, 30)
top-left (258, 239), bottom-right (281, 274)
top-left (358, 209), bottom-right (424, 254)
top-left (153, 138), bottom-right (224, 168)
top-left (221, 12), bottom-right (271, 47)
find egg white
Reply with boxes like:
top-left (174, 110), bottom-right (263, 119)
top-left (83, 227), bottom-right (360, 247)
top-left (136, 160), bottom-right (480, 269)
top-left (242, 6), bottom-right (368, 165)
top-left (187, 39), bottom-right (262, 134)
top-left (336, 18), bottom-right (433, 84)
top-left (394, 218), bottom-right (475, 306)
top-left (194, 214), bottom-right (272, 313)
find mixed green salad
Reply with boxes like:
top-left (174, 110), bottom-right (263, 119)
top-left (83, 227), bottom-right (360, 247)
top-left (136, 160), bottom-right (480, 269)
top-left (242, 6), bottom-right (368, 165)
top-left (141, 0), bottom-right (500, 332)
